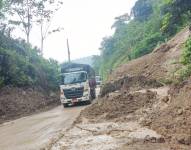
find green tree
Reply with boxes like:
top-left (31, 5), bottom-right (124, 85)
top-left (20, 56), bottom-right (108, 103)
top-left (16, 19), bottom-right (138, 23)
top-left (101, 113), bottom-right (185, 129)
top-left (95, 0), bottom-right (191, 79)
top-left (36, 0), bottom-right (63, 54)
top-left (7, 0), bottom-right (38, 44)
top-left (181, 37), bottom-right (191, 65)
top-left (131, 0), bottom-right (153, 21)
top-left (161, 0), bottom-right (191, 36)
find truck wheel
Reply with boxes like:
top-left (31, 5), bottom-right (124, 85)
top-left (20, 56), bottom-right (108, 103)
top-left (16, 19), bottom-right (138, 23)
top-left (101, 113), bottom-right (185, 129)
top-left (86, 100), bottom-right (92, 105)
top-left (63, 104), bottom-right (69, 108)
top-left (90, 89), bottom-right (96, 100)
top-left (86, 95), bottom-right (92, 105)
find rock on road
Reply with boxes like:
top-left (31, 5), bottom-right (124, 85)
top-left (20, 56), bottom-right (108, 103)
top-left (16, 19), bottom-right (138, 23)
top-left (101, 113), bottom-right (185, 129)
top-left (0, 105), bottom-right (85, 150)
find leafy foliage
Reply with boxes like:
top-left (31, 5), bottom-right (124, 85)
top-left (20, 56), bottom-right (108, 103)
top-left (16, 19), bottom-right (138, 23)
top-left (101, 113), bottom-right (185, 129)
top-left (0, 34), bottom-right (60, 90)
top-left (161, 0), bottom-right (191, 36)
top-left (0, 0), bottom-right (61, 90)
top-left (131, 0), bottom-right (153, 21)
top-left (95, 0), bottom-right (191, 80)
top-left (174, 37), bottom-right (191, 81)
top-left (181, 37), bottom-right (191, 65)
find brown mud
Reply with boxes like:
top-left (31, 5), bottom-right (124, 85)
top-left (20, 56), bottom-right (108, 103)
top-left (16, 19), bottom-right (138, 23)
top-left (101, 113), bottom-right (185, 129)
top-left (46, 28), bottom-right (191, 150)
top-left (0, 86), bottom-right (59, 123)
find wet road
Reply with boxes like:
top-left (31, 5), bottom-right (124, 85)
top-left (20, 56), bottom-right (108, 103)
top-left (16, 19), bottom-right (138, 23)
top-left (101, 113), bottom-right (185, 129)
top-left (0, 105), bottom-right (85, 150)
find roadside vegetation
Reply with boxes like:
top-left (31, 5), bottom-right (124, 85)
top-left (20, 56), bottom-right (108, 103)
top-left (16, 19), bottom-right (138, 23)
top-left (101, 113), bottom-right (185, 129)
top-left (0, 0), bottom-right (62, 122)
top-left (94, 0), bottom-right (191, 80)
top-left (175, 37), bottom-right (191, 81)
top-left (0, 0), bottom-right (61, 91)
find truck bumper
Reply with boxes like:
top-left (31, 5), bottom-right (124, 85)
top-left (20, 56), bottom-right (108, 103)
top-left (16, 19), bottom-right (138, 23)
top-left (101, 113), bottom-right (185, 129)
top-left (60, 96), bottom-right (89, 104)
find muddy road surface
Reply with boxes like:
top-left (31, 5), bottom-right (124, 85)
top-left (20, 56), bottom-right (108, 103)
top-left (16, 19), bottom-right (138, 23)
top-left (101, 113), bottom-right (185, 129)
top-left (0, 105), bottom-right (85, 150)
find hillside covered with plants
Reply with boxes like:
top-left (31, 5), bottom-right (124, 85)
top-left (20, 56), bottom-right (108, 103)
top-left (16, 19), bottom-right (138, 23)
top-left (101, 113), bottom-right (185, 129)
top-left (96, 0), bottom-right (191, 79)
top-left (0, 0), bottom-right (60, 91)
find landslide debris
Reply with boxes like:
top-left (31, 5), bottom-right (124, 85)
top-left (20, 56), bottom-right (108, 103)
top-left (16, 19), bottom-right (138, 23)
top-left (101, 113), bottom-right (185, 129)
top-left (48, 28), bottom-right (191, 150)
top-left (144, 78), bottom-right (191, 148)
top-left (77, 89), bottom-right (157, 123)
top-left (108, 28), bottom-right (190, 82)
top-left (0, 86), bottom-right (59, 123)
top-left (74, 28), bottom-right (191, 150)
top-left (100, 75), bottom-right (162, 97)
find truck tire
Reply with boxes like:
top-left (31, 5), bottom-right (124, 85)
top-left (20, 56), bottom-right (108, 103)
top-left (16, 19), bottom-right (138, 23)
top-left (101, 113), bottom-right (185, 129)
top-left (90, 89), bottom-right (96, 100)
top-left (86, 100), bottom-right (92, 105)
top-left (63, 104), bottom-right (69, 108)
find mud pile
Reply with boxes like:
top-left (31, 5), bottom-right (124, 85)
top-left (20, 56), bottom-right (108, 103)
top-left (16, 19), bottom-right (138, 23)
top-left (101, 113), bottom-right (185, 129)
top-left (77, 90), bottom-right (157, 123)
top-left (47, 28), bottom-right (191, 150)
top-left (144, 79), bottom-right (191, 148)
top-left (100, 75), bottom-right (162, 97)
top-left (0, 86), bottom-right (59, 123)
top-left (108, 28), bottom-right (190, 82)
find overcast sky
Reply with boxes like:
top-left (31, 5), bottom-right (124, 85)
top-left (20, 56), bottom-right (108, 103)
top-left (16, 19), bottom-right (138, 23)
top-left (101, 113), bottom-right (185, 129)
top-left (29, 0), bottom-right (136, 62)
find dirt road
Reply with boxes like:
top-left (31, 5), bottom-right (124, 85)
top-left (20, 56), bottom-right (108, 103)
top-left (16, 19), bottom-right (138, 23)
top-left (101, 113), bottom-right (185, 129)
top-left (0, 105), bottom-right (85, 150)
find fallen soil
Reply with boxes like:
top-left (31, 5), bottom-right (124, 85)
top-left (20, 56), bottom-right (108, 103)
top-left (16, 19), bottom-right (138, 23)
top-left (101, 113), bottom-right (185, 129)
top-left (100, 28), bottom-right (190, 97)
top-left (144, 78), bottom-right (191, 149)
top-left (46, 27), bottom-right (191, 150)
top-left (50, 84), bottom-right (190, 150)
top-left (108, 27), bottom-right (190, 83)
top-left (100, 75), bottom-right (162, 97)
top-left (47, 87), bottom-right (171, 150)
top-left (0, 86), bottom-right (59, 123)
top-left (77, 90), bottom-right (157, 123)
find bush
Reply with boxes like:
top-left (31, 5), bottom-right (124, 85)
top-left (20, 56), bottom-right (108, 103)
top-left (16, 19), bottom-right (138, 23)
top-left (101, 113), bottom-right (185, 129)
top-left (174, 65), bottom-right (191, 81)
top-left (174, 37), bottom-right (191, 81)
top-left (0, 35), bottom-right (60, 91)
top-left (181, 37), bottom-right (191, 65)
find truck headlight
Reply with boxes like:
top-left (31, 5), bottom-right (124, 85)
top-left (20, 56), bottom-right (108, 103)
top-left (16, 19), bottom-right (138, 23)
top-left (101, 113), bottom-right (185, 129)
top-left (83, 89), bottom-right (89, 97)
top-left (84, 93), bottom-right (89, 97)
top-left (84, 88), bottom-right (89, 92)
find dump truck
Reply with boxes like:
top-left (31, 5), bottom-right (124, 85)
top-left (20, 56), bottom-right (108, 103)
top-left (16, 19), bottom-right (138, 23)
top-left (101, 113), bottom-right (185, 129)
top-left (60, 63), bottom-right (96, 107)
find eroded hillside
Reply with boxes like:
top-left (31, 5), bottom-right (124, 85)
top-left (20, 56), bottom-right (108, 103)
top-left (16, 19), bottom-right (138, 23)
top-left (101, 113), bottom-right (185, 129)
top-left (48, 27), bottom-right (191, 150)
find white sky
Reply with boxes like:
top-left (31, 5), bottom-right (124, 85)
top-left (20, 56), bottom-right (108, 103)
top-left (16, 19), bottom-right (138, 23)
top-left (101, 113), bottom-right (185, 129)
top-left (29, 0), bottom-right (136, 62)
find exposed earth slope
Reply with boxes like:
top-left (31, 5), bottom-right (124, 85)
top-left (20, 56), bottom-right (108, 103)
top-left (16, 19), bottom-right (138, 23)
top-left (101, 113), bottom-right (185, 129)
top-left (0, 86), bottom-right (59, 123)
top-left (48, 27), bottom-right (191, 150)
top-left (109, 27), bottom-right (190, 82)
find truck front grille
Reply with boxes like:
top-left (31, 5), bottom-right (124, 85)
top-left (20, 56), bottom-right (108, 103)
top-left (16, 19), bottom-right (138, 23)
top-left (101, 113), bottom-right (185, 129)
top-left (63, 87), bottom-right (84, 99)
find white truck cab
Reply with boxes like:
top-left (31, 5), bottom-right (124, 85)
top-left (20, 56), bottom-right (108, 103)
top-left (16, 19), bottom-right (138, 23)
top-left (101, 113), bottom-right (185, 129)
top-left (60, 63), bottom-right (96, 107)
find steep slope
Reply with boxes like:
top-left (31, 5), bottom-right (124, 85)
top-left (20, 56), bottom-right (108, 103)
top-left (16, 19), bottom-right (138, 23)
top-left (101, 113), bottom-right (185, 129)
top-left (0, 86), bottom-right (59, 123)
top-left (109, 27), bottom-right (190, 82)
top-left (98, 0), bottom-right (191, 79)
top-left (69, 27), bottom-right (191, 150)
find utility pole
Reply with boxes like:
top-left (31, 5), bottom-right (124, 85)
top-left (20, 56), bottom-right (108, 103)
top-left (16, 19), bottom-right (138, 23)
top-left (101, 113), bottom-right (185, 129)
top-left (67, 38), bottom-right (71, 63)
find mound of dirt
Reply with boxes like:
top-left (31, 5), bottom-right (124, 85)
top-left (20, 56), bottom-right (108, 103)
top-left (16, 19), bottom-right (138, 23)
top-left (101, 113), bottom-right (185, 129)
top-left (144, 79), bottom-right (191, 148)
top-left (108, 28), bottom-right (190, 82)
top-left (0, 86), bottom-right (59, 123)
top-left (73, 28), bottom-right (191, 150)
top-left (100, 75), bottom-right (162, 97)
top-left (77, 90), bottom-right (157, 123)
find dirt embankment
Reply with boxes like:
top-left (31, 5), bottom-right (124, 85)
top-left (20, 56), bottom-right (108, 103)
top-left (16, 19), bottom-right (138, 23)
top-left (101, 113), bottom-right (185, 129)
top-left (0, 86), bottom-right (59, 123)
top-left (44, 27), bottom-right (191, 150)
top-left (75, 83), bottom-right (191, 149)
top-left (100, 75), bottom-right (162, 97)
top-left (66, 27), bottom-right (191, 150)
top-left (77, 90), bottom-right (157, 123)
top-left (108, 27), bottom-right (190, 82)
top-left (145, 79), bottom-right (191, 148)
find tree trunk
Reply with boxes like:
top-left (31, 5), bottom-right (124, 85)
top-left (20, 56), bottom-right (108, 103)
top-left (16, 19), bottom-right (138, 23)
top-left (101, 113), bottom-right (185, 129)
top-left (27, 0), bottom-right (30, 44)
top-left (40, 23), bottom-right (44, 55)
top-left (27, 33), bottom-right (29, 44)
top-left (41, 38), bottom-right (44, 56)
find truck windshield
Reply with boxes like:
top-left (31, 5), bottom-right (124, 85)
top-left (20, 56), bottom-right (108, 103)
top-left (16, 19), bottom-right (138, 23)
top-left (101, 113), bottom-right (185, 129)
top-left (61, 72), bottom-right (87, 85)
